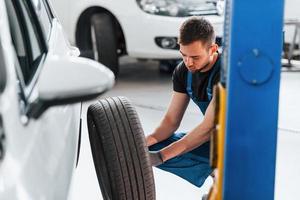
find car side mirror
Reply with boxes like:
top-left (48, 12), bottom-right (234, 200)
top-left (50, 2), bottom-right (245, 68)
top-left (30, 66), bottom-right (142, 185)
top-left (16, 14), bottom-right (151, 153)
top-left (27, 56), bottom-right (114, 118)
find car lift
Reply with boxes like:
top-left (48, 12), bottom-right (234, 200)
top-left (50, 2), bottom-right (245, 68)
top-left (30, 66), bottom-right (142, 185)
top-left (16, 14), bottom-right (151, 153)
top-left (208, 0), bottom-right (284, 199)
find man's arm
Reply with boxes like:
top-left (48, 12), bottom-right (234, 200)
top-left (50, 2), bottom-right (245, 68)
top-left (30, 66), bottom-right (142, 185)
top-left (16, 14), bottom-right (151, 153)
top-left (159, 93), bottom-right (216, 161)
top-left (146, 91), bottom-right (190, 146)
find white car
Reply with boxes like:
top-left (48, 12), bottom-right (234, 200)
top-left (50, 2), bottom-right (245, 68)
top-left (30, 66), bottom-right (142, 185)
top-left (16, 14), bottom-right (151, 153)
top-left (50, 0), bottom-right (225, 75)
top-left (0, 0), bottom-right (114, 199)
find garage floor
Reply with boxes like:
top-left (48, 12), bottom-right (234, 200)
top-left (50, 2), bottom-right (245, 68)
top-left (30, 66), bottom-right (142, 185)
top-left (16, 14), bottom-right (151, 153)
top-left (69, 57), bottom-right (300, 200)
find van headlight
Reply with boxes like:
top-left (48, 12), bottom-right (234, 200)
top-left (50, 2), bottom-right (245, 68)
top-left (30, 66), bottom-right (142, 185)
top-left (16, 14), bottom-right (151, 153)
top-left (136, 0), bottom-right (225, 17)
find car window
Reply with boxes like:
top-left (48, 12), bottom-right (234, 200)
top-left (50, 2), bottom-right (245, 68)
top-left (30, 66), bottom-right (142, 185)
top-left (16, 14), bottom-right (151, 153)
top-left (31, 0), bottom-right (52, 39)
top-left (5, 0), bottom-right (47, 85)
top-left (0, 42), bottom-right (7, 94)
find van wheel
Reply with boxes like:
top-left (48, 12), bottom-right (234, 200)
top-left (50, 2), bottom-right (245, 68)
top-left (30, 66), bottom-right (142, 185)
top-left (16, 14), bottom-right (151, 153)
top-left (90, 13), bottom-right (119, 76)
top-left (87, 97), bottom-right (156, 200)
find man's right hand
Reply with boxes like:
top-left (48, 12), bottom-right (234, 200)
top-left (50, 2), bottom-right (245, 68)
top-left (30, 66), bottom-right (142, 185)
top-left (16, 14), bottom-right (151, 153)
top-left (149, 151), bottom-right (163, 166)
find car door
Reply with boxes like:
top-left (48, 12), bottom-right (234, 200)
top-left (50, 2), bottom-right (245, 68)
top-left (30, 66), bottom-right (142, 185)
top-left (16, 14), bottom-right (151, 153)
top-left (0, 0), bottom-right (81, 199)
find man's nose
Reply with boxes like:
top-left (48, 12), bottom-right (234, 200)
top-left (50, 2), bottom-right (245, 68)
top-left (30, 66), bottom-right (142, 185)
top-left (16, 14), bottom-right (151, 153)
top-left (186, 57), bottom-right (193, 66)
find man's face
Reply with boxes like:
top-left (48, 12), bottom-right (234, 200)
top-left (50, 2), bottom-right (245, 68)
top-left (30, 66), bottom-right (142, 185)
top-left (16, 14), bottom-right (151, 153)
top-left (179, 40), bottom-right (216, 73)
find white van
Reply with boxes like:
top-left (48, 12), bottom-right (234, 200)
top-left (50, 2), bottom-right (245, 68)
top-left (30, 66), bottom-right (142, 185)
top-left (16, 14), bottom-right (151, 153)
top-left (50, 0), bottom-right (225, 75)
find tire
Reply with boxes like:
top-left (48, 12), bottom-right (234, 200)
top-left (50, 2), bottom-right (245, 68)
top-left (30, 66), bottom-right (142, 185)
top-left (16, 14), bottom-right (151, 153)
top-left (87, 97), bottom-right (155, 200)
top-left (90, 13), bottom-right (119, 76)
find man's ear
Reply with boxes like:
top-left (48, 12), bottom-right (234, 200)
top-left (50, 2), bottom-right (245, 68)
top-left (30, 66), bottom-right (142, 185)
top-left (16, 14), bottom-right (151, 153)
top-left (211, 43), bottom-right (219, 53)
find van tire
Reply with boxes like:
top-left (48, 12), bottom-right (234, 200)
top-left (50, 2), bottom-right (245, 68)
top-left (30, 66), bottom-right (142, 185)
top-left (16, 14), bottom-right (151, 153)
top-left (87, 96), bottom-right (156, 200)
top-left (90, 13), bottom-right (119, 76)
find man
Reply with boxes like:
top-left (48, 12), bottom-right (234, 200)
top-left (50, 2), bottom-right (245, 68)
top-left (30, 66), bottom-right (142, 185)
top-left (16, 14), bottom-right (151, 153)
top-left (147, 17), bottom-right (220, 188)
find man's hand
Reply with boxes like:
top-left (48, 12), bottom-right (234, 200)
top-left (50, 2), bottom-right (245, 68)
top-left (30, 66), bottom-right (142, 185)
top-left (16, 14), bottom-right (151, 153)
top-left (146, 135), bottom-right (158, 146)
top-left (149, 151), bottom-right (163, 166)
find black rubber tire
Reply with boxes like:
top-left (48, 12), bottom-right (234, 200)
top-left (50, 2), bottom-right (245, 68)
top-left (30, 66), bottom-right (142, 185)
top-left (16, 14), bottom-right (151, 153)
top-left (90, 13), bottom-right (119, 76)
top-left (87, 96), bottom-right (155, 200)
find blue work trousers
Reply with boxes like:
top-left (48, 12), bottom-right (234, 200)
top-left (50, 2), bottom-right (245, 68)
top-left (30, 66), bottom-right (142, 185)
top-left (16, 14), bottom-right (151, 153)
top-left (149, 132), bottom-right (212, 187)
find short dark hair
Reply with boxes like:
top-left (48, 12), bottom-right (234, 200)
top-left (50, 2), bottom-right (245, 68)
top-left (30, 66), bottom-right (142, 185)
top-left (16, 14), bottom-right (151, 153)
top-left (178, 17), bottom-right (215, 46)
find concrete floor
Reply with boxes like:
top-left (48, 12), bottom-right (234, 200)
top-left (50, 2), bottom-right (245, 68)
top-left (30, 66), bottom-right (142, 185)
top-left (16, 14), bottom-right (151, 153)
top-left (275, 65), bottom-right (300, 200)
top-left (69, 57), bottom-right (300, 200)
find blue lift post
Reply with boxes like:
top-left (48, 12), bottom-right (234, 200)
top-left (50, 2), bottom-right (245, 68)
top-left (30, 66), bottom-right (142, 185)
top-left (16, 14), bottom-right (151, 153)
top-left (222, 0), bottom-right (284, 199)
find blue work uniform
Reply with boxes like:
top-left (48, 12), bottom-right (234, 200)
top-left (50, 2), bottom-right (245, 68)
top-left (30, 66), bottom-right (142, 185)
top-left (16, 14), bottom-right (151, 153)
top-left (149, 57), bottom-right (221, 187)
